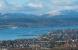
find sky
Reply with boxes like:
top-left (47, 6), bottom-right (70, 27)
top-left (0, 0), bottom-right (78, 40)
top-left (0, 0), bottom-right (78, 15)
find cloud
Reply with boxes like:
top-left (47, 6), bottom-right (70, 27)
top-left (0, 0), bottom-right (6, 10)
top-left (0, 2), bottom-right (3, 8)
top-left (0, 0), bottom-right (78, 15)
top-left (27, 3), bottom-right (43, 8)
top-left (48, 9), bottom-right (62, 16)
top-left (48, 0), bottom-right (78, 16)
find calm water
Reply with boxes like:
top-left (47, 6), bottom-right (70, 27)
top-left (0, 26), bottom-right (78, 40)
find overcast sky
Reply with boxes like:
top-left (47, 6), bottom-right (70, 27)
top-left (0, 0), bottom-right (78, 15)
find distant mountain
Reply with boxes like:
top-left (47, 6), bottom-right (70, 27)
top-left (0, 12), bottom-right (78, 28)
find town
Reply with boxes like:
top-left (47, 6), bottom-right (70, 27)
top-left (0, 29), bottom-right (78, 50)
